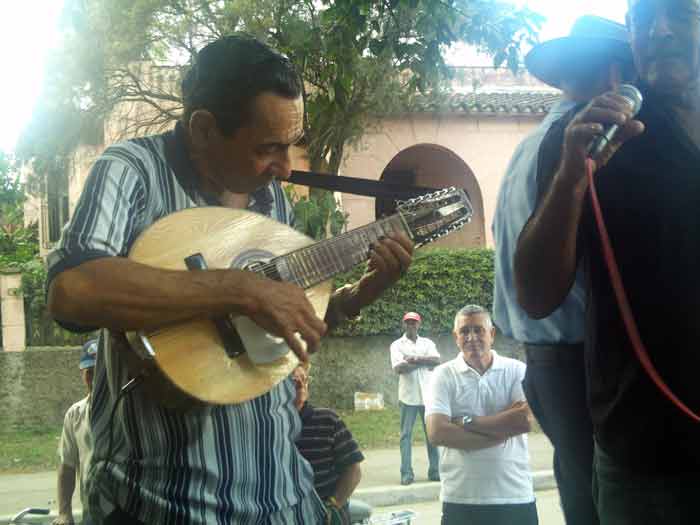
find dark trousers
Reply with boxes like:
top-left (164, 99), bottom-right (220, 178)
top-left (399, 401), bottom-right (439, 479)
top-left (441, 501), bottom-right (538, 525)
top-left (593, 442), bottom-right (700, 525)
top-left (523, 343), bottom-right (598, 525)
top-left (103, 507), bottom-right (146, 525)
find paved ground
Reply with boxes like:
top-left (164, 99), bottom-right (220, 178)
top-left (359, 432), bottom-right (553, 488)
top-left (0, 433), bottom-right (556, 522)
top-left (373, 489), bottom-right (564, 525)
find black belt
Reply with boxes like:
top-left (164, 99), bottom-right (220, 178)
top-left (524, 342), bottom-right (584, 363)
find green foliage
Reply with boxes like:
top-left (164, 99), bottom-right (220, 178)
top-left (0, 425), bottom-right (62, 473)
top-left (285, 186), bottom-right (348, 240)
top-left (18, 0), bottom-right (543, 181)
top-left (337, 408), bottom-right (425, 450)
top-left (334, 248), bottom-right (494, 336)
top-left (0, 152), bottom-right (40, 269)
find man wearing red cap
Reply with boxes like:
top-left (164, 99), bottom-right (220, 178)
top-left (390, 312), bottom-right (441, 485)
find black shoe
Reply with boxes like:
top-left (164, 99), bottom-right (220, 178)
top-left (400, 476), bottom-right (414, 486)
top-left (428, 472), bottom-right (440, 482)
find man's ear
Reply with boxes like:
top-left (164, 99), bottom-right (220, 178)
top-left (188, 110), bottom-right (218, 150)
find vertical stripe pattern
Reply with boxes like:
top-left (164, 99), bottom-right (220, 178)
top-left (47, 128), bottom-right (323, 525)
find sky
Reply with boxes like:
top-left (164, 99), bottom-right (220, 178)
top-left (0, 0), bottom-right (629, 153)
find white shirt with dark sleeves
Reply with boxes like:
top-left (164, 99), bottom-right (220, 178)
top-left (425, 351), bottom-right (534, 505)
top-left (59, 395), bottom-right (93, 518)
top-left (46, 123), bottom-right (325, 525)
top-left (390, 335), bottom-right (440, 406)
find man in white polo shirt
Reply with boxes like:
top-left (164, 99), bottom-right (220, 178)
top-left (426, 305), bottom-right (536, 525)
top-left (390, 311), bottom-right (441, 485)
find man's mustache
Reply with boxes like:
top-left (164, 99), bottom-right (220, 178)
top-left (647, 46), bottom-right (686, 60)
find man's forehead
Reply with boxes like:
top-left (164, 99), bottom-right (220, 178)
top-left (629, 0), bottom-right (700, 8)
top-left (252, 93), bottom-right (303, 143)
top-left (456, 313), bottom-right (490, 327)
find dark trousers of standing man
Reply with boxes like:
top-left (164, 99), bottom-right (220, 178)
top-left (523, 343), bottom-right (599, 525)
top-left (441, 501), bottom-right (538, 525)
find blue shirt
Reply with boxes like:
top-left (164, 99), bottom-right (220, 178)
top-left (492, 99), bottom-right (586, 344)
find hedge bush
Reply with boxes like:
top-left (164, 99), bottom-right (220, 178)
top-left (333, 248), bottom-right (494, 336)
top-left (16, 248), bottom-right (494, 345)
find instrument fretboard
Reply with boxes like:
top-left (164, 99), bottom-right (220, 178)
top-left (271, 215), bottom-right (407, 289)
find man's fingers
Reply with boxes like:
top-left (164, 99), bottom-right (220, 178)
top-left (576, 107), bottom-right (629, 128)
top-left (596, 92), bottom-right (637, 113)
top-left (283, 328), bottom-right (309, 362)
top-left (296, 316), bottom-right (325, 354)
top-left (375, 235), bottom-right (413, 270)
top-left (368, 246), bottom-right (389, 273)
top-left (388, 231), bottom-right (415, 255)
top-left (614, 119), bottom-right (646, 145)
top-left (371, 241), bottom-right (402, 273)
top-left (568, 123), bottom-right (605, 151)
top-left (385, 235), bottom-right (413, 271)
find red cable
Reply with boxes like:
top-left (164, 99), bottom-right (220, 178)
top-left (586, 158), bottom-right (700, 422)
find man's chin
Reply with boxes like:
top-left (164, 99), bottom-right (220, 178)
top-left (646, 64), bottom-right (694, 95)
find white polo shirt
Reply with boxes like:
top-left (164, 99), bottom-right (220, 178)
top-left (390, 334), bottom-right (440, 406)
top-left (425, 351), bottom-right (534, 505)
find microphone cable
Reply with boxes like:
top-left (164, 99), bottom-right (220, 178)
top-left (586, 157), bottom-right (700, 422)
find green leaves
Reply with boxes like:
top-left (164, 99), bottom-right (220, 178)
top-left (333, 247), bottom-right (495, 336)
top-left (19, 0), bottom-right (543, 188)
top-left (0, 153), bottom-right (40, 271)
top-left (285, 187), bottom-right (349, 240)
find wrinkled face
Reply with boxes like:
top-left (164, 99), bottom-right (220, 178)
top-left (403, 319), bottom-right (420, 339)
top-left (207, 92), bottom-right (304, 194)
top-left (453, 313), bottom-right (495, 370)
top-left (292, 365), bottom-right (309, 411)
top-left (627, 0), bottom-right (700, 94)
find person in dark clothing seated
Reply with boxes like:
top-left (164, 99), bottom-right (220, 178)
top-left (293, 365), bottom-right (371, 525)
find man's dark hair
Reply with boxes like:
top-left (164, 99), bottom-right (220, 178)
top-left (181, 34), bottom-right (302, 135)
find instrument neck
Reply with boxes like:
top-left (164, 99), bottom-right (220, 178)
top-left (277, 214), bottom-right (408, 289)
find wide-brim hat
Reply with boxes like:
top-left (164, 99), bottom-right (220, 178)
top-left (526, 15), bottom-right (633, 89)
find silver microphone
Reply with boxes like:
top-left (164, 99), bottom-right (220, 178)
top-left (587, 84), bottom-right (643, 160)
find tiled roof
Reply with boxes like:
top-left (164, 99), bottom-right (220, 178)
top-left (409, 91), bottom-right (561, 116)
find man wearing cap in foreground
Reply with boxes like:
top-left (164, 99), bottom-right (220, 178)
top-left (53, 339), bottom-right (98, 525)
top-left (492, 15), bottom-right (634, 525)
top-left (390, 312), bottom-right (441, 485)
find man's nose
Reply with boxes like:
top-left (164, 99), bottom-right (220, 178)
top-left (605, 63), bottom-right (623, 93)
top-left (274, 151), bottom-right (292, 180)
top-left (649, 10), bottom-right (674, 41)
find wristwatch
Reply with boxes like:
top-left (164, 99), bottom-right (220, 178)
top-left (461, 415), bottom-right (473, 429)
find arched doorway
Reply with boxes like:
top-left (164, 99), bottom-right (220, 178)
top-left (375, 144), bottom-right (485, 249)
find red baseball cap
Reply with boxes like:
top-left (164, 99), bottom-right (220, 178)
top-left (403, 312), bottom-right (422, 322)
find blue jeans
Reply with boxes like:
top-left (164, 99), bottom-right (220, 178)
top-left (593, 442), bottom-right (700, 525)
top-left (399, 402), bottom-right (439, 479)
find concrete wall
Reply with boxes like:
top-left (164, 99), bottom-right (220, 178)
top-left (0, 335), bottom-right (523, 429)
top-left (0, 347), bottom-right (84, 430)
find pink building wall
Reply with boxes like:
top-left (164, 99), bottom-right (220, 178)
top-left (339, 113), bottom-right (544, 248)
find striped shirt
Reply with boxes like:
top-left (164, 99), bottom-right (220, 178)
top-left (47, 123), bottom-right (325, 525)
top-left (296, 403), bottom-right (364, 500)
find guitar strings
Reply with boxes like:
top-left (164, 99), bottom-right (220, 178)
top-left (251, 215), bottom-right (403, 286)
